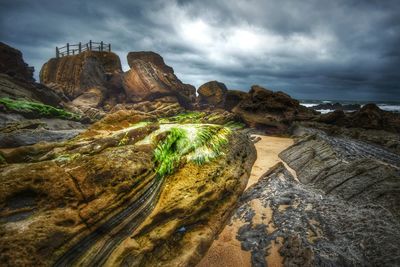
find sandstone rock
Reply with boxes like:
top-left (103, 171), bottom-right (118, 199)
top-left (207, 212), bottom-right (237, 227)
top-left (0, 111), bottom-right (255, 266)
top-left (232, 85), bottom-right (315, 133)
top-left (197, 81), bottom-right (228, 108)
top-left (224, 89), bottom-right (248, 111)
top-left (123, 51), bottom-right (195, 108)
top-left (0, 42), bottom-right (34, 82)
top-left (40, 51), bottom-right (123, 107)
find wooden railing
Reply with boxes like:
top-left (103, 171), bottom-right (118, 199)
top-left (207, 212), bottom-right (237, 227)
top-left (56, 40), bottom-right (111, 58)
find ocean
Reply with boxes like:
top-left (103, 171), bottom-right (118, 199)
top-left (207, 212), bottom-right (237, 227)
top-left (300, 100), bottom-right (400, 114)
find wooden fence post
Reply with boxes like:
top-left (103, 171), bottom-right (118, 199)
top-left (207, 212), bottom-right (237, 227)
top-left (89, 40), bottom-right (92, 51)
top-left (108, 44), bottom-right (111, 52)
top-left (100, 41), bottom-right (103, 51)
top-left (56, 47), bottom-right (59, 58)
top-left (67, 43), bottom-right (69, 56)
top-left (79, 42), bottom-right (81, 53)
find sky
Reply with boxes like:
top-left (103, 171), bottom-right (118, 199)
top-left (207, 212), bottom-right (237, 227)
top-left (1, 0), bottom-right (399, 101)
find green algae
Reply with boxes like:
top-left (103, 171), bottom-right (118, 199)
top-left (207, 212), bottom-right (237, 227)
top-left (0, 97), bottom-right (81, 120)
top-left (153, 124), bottom-right (232, 177)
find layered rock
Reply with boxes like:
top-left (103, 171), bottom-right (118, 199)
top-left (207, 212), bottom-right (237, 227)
top-left (40, 51), bottom-right (123, 108)
top-left (0, 110), bottom-right (255, 266)
top-left (197, 81), bottom-right (228, 108)
top-left (280, 130), bottom-right (400, 220)
top-left (232, 85), bottom-right (315, 133)
top-left (230, 162), bottom-right (400, 266)
top-left (0, 42), bottom-right (34, 82)
top-left (0, 43), bottom-right (87, 147)
top-left (123, 51), bottom-right (196, 108)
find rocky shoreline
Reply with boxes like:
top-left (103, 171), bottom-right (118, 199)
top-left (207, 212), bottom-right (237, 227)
top-left (0, 42), bottom-right (399, 266)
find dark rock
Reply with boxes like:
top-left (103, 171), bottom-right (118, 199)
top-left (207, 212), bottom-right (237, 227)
top-left (224, 90), bottom-right (248, 111)
top-left (311, 102), bottom-right (361, 111)
top-left (316, 103), bottom-right (400, 133)
top-left (0, 42), bottom-right (34, 82)
top-left (235, 162), bottom-right (400, 266)
top-left (197, 81), bottom-right (228, 108)
top-left (280, 130), bottom-right (400, 220)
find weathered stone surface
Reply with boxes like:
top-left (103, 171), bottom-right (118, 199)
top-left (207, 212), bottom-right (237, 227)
top-left (40, 51), bottom-right (123, 107)
top-left (280, 130), bottom-right (400, 220)
top-left (197, 81), bottom-right (228, 108)
top-left (0, 42), bottom-right (34, 82)
top-left (104, 132), bottom-right (256, 267)
top-left (0, 110), bottom-right (255, 267)
top-left (224, 89), bottom-right (248, 111)
top-left (233, 162), bottom-right (400, 266)
top-left (232, 85), bottom-right (315, 133)
top-left (123, 51), bottom-right (196, 108)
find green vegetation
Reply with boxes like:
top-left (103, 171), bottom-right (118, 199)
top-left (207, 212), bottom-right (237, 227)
top-left (0, 97), bottom-right (81, 120)
top-left (158, 111), bottom-right (205, 124)
top-left (153, 124), bottom-right (232, 177)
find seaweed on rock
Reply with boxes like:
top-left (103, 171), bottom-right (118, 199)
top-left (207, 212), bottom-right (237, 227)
top-left (153, 124), bottom-right (232, 177)
top-left (0, 97), bottom-right (80, 120)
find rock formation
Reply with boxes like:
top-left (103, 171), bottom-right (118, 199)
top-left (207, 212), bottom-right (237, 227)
top-left (123, 51), bottom-right (196, 108)
top-left (232, 85), bottom-right (315, 133)
top-left (224, 89), bottom-right (248, 111)
top-left (0, 109), bottom-right (255, 266)
top-left (197, 81), bottom-right (228, 108)
top-left (40, 51), bottom-right (123, 108)
top-left (316, 103), bottom-right (400, 133)
top-left (311, 102), bottom-right (361, 111)
top-left (0, 42), bottom-right (34, 82)
top-left (0, 43), bottom-right (88, 147)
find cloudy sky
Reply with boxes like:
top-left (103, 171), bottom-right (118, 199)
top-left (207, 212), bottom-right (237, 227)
top-left (1, 0), bottom-right (399, 100)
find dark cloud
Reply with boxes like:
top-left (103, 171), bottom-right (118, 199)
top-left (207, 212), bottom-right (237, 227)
top-left (1, 0), bottom-right (399, 100)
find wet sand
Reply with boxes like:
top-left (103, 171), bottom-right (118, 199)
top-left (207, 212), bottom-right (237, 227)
top-left (197, 135), bottom-right (294, 267)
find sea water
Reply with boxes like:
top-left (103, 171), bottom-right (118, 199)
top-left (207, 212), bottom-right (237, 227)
top-left (300, 100), bottom-right (400, 114)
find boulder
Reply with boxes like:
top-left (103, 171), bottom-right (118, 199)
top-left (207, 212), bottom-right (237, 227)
top-left (224, 90), bottom-right (248, 111)
top-left (123, 51), bottom-right (195, 108)
top-left (40, 51), bottom-right (123, 108)
top-left (232, 85), bottom-right (315, 133)
top-left (197, 81), bottom-right (228, 108)
top-left (0, 42), bottom-right (34, 82)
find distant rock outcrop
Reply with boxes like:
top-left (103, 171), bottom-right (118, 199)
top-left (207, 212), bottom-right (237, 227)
top-left (316, 103), bottom-right (400, 133)
top-left (0, 42), bottom-right (34, 82)
top-left (232, 85), bottom-right (315, 133)
top-left (311, 102), bottom-right (361, 111)
top-left (123, 51), bottom-right (196, 108)
top-left (40, 51), bottom-right (123, 108)
top-left (197, 81), bottom-right (228, 108)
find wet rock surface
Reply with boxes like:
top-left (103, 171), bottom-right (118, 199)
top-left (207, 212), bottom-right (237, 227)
top-left (234, 163), bottom-right (400, 266)
top-left (280, 129), bottom-right (400, 220)
top-left (0, 109), bottom-right (255, 266)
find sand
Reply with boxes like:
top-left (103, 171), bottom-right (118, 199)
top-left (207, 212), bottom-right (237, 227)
top-left (197, 135), bottom-right (294, 267)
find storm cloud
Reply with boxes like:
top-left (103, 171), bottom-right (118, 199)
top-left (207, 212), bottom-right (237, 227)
top-left (1, 0), bottom-right (399, 100)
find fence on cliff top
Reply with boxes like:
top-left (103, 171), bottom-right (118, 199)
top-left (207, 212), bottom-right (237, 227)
top-left (56, 41), bottom-right (111, 58)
